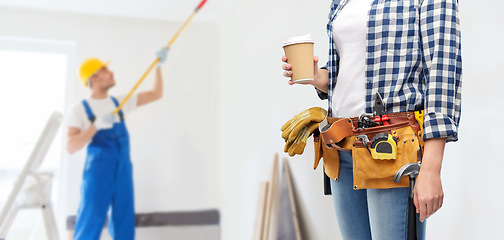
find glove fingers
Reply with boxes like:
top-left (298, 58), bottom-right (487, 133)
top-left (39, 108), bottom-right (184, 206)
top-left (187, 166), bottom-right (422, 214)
top-left (288, 139), bottom-right (307, 156)
top-left (287, 108), bottom-right (326, 140)
top-left (289, 108), bottom-right (327, 141)
top-left (288, 143), bottom-right (297, 157)
top-left (282, 117), bottom-right (306, 139)
top-left (299, 126), bottom-right (313, 144)
top-left (288, 117), bottom-right (321, 142)
top-left (287, 126), bottom-right (308, 156)
top-left (282, 107), bottom-right (324, 138)
top-left (293, 142), bottom-right (307, 155)
top-left (287, 118), bottom-right (309, 140)
top-left (281, 119), bottom-right (294, 132)
top-left (284, 140), bottom-right (294, 153)
top-left (282, 107), bottom-right (327, 156)
top-left (306, 121), bottom-right (320, 134)
top-left (290, 126), bottom-right (313, 156)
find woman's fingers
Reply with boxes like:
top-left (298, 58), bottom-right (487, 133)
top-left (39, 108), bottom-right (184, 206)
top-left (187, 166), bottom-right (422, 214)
top-left (414, 192), bottom-right (419, 212)
top-left (282, 56), bottom-right (292, 83)
top-left (282, 55), bottom-right (292, 84)
top-left (416, 188), bottom-right (444, 222)
top-left (282, 63), bottom-right (292, 71)
top-left (419, 202), bottom-right (429, 222)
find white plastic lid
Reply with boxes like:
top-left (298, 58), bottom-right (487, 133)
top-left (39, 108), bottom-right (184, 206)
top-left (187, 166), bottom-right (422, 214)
top-left (283, 34), bottom-right (314, 47)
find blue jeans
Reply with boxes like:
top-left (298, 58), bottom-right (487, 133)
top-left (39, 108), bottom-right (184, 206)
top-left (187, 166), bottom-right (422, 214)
top-left (330, 150), bottom-right (426, 240)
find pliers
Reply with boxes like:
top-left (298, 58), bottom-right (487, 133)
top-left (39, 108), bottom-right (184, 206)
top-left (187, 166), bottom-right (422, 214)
top-left (373, 93), bottom-right (390, 126)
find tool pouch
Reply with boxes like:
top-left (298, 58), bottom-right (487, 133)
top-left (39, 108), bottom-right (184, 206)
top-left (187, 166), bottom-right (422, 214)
top-left (317, 112), bottom-right (424, 190)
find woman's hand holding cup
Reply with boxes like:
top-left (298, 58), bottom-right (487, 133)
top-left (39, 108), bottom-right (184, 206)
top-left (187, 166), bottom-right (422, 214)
top-left (282, 55), bottom-right (320, 86)
top-left (282, 34), bottom-right (329, 93)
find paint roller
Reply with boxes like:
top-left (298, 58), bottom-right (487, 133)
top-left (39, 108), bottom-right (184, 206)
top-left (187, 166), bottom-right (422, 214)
top-left (113, 0), bottom-right (208, 115)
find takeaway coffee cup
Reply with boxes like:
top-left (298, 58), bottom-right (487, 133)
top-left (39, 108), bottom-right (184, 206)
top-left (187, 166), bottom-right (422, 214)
top-left (283, 34), bottom-right (314, 83)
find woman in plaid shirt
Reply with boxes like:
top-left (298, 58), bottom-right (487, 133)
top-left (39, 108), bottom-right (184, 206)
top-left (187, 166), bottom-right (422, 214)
top-left (282, 0), bottom-right (461, 239)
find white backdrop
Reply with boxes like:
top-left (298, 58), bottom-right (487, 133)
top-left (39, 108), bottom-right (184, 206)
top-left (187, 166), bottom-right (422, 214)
top-left (0, 0), bottom-right (503, 239)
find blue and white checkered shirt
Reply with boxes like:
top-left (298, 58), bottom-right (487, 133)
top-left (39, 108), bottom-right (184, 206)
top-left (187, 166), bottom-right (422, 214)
top-left (318, 0), bottom-right (462, 142)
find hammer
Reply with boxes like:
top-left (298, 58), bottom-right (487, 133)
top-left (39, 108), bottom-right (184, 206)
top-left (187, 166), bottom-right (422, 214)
top-left (393, 163), bottom-right (421, 240)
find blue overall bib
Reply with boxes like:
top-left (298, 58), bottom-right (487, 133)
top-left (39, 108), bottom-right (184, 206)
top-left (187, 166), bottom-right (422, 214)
top-left (73, 97), bottom-right (135, 240)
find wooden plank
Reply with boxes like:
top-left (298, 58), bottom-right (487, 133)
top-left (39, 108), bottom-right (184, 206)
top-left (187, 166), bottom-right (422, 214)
top-left (276, 158), bottom-right (301, 240)
top-left (284, 158), bottom-right (301, 240)
top-left (252, 181), bottom-right (269, 240)
top-left (267, 156), bottom-right (280, 240)
top-left (262, 154), bottom-right (278, 240)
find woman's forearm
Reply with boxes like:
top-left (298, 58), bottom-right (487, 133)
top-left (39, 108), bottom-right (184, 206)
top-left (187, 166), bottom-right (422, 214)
top-left (413, 137), bottom-right (446, 222)
top-left (313, 68), bottom-right (329, 93)
top-left (421, 137), bottom-right (446, 173)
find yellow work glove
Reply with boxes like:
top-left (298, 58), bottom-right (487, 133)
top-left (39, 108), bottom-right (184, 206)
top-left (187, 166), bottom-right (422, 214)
top-left (284, 121), bottom-right (320, 157)
top-left (281, 107), bottom-right (327, 141)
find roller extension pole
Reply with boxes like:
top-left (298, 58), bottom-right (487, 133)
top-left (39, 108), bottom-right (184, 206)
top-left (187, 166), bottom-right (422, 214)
top-left (113, 0), bottom-right (208, 115)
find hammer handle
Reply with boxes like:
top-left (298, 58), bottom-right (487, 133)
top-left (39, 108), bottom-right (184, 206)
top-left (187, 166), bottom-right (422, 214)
top-left (408, 177), bottom-right (418, 240)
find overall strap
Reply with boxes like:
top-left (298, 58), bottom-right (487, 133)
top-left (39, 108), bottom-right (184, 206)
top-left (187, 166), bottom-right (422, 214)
top-left (81, 100), bottom-right (96, 123)
top-left (110, 96), bottom-right (124, 121)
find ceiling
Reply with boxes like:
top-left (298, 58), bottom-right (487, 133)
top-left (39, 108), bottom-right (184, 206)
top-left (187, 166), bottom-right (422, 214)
top-left (0, 0), bottom-right (228, 22)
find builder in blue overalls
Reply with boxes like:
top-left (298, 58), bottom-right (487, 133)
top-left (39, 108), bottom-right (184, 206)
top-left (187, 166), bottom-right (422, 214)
top-left (66, 47), bottom-right (168, 240)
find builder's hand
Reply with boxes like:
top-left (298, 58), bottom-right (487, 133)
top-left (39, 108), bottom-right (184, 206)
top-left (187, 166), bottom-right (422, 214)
top-left (413, 138), bottom-right (446, 222)
top-left (94, 113), bottom-right (115, 131)
top-left (282, 55), bottom-right (320, 85)
top-left (156, 47), bottom-right (169, 64)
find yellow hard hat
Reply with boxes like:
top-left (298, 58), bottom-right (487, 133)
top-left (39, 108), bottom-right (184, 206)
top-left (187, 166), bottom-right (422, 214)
top-left (78, 58), bottom-right (110, 87)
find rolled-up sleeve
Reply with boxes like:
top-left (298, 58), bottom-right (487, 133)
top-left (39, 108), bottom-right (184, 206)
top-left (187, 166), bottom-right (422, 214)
top-left (419, 0), bottom-right (462, 142)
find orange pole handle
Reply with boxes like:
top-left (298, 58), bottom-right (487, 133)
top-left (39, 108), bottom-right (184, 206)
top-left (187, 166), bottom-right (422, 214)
top-left (113, 0), bottom-right (208, 114)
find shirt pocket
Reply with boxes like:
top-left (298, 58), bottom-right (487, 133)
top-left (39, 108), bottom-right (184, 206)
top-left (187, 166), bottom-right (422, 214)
top-left (382, 6), bottom-right (419, 57)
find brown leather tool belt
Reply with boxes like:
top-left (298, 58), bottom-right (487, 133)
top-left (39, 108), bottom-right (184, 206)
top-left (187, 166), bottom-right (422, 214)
top-left (314, 111), bottom-right (424, 190)
top-left (319, 112), bottom-right (422, 150)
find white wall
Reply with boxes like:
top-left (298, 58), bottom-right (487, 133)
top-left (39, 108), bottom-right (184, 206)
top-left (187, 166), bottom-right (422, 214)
top-left (1, 0), bottom-right (503, 239)
top-left (0, 0), bottom-right (220, 22)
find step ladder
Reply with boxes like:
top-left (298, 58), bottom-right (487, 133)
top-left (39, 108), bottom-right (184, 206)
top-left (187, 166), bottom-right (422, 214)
top-left (0, 111), bottom-right (63, 240)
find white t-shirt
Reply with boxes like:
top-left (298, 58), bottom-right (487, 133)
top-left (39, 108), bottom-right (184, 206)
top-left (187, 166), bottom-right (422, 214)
top-left (331, 0), bottom-right (372, 117)
top-left (67, 94), bottom-right (138, 131)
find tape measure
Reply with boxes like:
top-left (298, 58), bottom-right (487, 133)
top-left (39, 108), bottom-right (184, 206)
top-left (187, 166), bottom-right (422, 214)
top-left (370, 132), bottom-right (398, 160)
